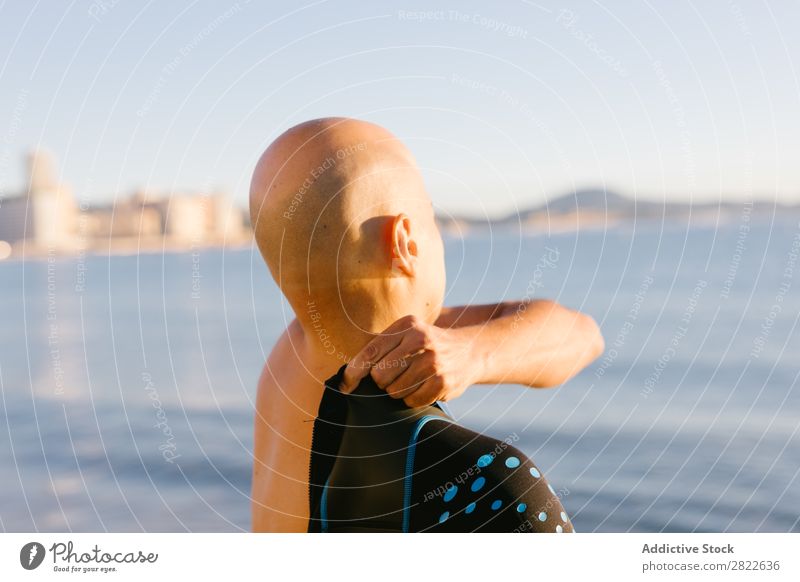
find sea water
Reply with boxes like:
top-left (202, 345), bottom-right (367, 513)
top-left (1, 221), bottom-right (798, 532)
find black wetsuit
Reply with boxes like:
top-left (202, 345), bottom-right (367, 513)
top-left (308, 365), bottom-right (574, 533)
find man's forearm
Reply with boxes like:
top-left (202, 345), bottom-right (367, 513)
top-left (344, 300), bottom-right (604, 406)
top-left (457, 300), bottom-right (604, 388)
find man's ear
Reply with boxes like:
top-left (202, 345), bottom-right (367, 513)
top-left (390, 213), bottom-right (418, 276)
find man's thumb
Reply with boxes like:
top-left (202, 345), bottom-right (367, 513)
top-left (340, 362), bottom-right (359, 393)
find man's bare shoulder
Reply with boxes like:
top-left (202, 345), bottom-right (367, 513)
top-left (256, 319), bottom-right (327, 414)
top-left (257, 319), bottom-right (305, 390)
top-left (266, 318), bottom-right (304, 363)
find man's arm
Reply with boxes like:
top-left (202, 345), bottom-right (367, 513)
top-left (340, 300), bottom-right (605, 407)
top-left (433, 302), bottom-right (507, 328)
top-left (439, 300), bottom-right (604, 387)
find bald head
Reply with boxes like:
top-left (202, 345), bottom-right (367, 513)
top-left (249, 118), bottom-right (445, 345)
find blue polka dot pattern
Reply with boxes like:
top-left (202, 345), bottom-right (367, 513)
top-left (477, 454), bottom-right (493, 468)
top-left (443, 485), bottom-right (458, 502)
top-left (561, 511), bottom-right (568, 522)
top-left (491, 499), bottom-right (502, 511)
top-left (439, 511), bottom-right (449, 523)
top-left (465, 502), bottom-right (476, 514)
top-left (538, 511), bottom-right (547, 522)
top-left (505, 456), bottom-right (520, 468)
top-left (556, 524), bottom-right (563, 533)
top-left (516, 503), bottom-right (527, 513)
top-left (470, 476), bottom-right (486, 492)
top-left (529, 467), bottom-right (541, 478)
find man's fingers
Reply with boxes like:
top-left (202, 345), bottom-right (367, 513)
top-left (384, 353), bottom-right (431, 399)
top-left (369, 343), bottom-right (421, 388)
top-left (403, 377), bottom-right (441, 408)
top-left (341, 315), bottom-right (426, 393)
top-left (341, 333), bottom-right (402, 393)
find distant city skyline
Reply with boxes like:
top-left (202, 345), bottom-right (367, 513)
top-left (1, 1), bottom-right (799, 218)
top-left (0, 148), bottom-right (248, 257)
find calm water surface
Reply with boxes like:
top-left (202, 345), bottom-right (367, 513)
top-left (1, 221), bottom-right (798, 532)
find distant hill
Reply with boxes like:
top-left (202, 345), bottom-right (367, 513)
top-left (436, 188), bottom-right (799, 233)
top-left (533, 188), bottom-right (632, 214)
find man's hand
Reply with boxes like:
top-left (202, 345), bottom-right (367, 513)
top-left (339, 315), bottom-right (481, 407)
top-left (339, 300), bottom-right (604, 408)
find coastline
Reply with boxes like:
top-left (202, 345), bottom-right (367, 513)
top-left (0, 236), bottom-right (255, 263)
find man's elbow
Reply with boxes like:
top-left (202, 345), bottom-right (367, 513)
top-left (533, 312), bottom-right (604, 388)
top-left (582, 313), bottom-right (605, 361)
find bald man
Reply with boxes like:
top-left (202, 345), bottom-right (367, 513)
top-left (249, 117), bottom-right (604, 532)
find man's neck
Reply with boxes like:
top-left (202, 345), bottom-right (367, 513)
top-left (299, 302), bottom-right (395, 366)
top-left (287, 277), bottom-right (439, 368)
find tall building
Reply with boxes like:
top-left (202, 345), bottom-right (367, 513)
top-left (28, 150), bottom-right (58, 194)
top-left (0, 150), bottom-right (78, 251)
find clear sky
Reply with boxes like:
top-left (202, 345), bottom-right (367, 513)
top-left (0, 0), bottom-right (798, 217)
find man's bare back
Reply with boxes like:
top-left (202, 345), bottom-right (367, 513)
top-left (251, 321), bottom-right (335, 532)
